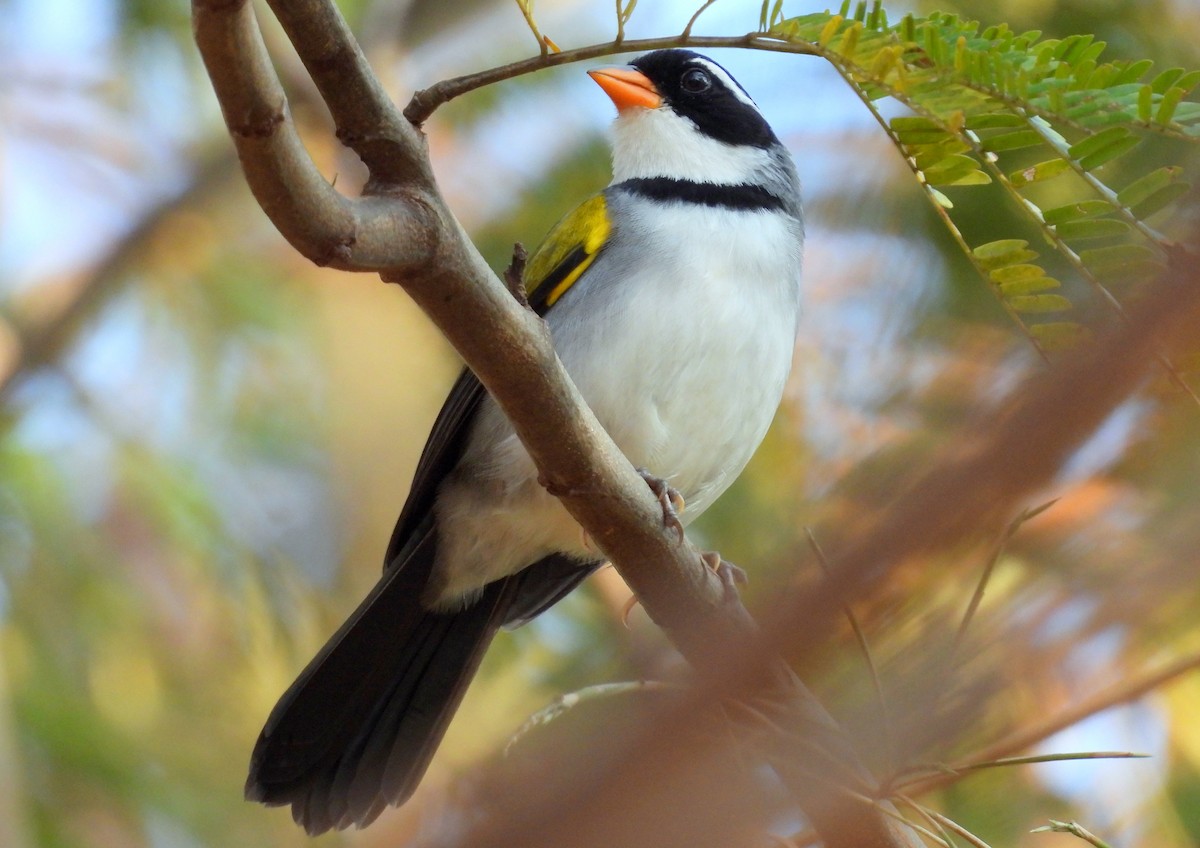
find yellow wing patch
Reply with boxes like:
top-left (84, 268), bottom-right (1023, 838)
top-left (525, 193), bottom-right (611, 314)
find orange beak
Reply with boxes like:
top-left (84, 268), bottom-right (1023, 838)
top-left (587, 67), bottom-right (662, 112)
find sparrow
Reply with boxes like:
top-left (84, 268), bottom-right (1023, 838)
top-left (245, 48), bottom-right (804, 833)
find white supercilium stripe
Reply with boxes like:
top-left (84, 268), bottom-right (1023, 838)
top-left (692, 58), bottom-right (759, 110)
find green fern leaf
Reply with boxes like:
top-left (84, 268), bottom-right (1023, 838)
top-left (973, 239), bottom-right (1039, 269)
top-left (1117, 166), bottom-right (1183, 206)
top-left (768, 7), bottom-right (1198, 373)
top-left (1009, 158), bottom-right (1072, 187)
top-left (1156, 86), bottom-right (1186, 125)
top-left (1042, 200), bottom-right (1114, 224)
top-left (1111, 58), bottom-right (1154, 85)
top-left (1131, 183), bottom-right (1191, 218)
top-left (1077, 135), bottom-right (1141, 169)
top-left (1054, 219), bottom-right (1132, 240)
top-left (1007, 293), bottom-right (1073, 313)
top-left (981, 130), bottom-right (1043, 152)
top-left (1151, 67), bottom-right (1185, 94)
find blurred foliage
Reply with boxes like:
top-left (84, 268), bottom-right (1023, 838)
top-left (1, 0), bottom-right (1199, 847)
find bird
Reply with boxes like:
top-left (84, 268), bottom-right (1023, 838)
top-left (245, 48), bottom-right (804, 834)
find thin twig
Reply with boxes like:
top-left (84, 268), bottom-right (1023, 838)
top-left (806, 527), bottom-right (894, 772)
top-left (505, 680), bottom-right (676, 754)
top-left (514, 0), bottom-right (549, 57)
top-left (1031, 820), bottom-right (1114, 848)
top-left (682, 0), bottom-right (721, 38)
top-left (851, 793), bottom-right (950, 848)
top-left (896, 751), bottom-right (1148, 788)
top-left (615, 0), bottom-right (634, 44)
top-left (923, 809), bottom-right (994, 848)
top-left (404, 33), bottom-right (816, 124)
top-left (954, 499), bottom-right (1058, 652)
top-left (894, 795), bottom-right (956, 848)
top-left (902, 650), bottom-right (1200, 797)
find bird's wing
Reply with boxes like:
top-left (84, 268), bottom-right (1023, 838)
top-left (384, 191), bottom-right (612, 568)
top-left (524, 191), bottom-right (611, 314)
top-left (383, 368), bottom-right (486, 566)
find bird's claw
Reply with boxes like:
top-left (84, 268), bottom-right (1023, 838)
top-left (700, 550), bottom-right (747, 604)
top-left (636, 467), bottom-right (685, 542)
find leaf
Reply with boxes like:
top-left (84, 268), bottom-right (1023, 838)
top-left (1117, 166), bottom-right (1183, 206)
top-left (1175, 70), bottom-right (1200, 94)
top-left (1054, 219), bottom-right (1131, 240)
top-left (891, 116), bottom-right (942, 131)
top-left (896, 129), bottom-right (954, 145)
top-left (1156, 86), bottom-right (1185, 125)
top-left (839, 20), bottom-right (862, 57)
top-left (990, 264), bottom-right (1062, 296)
top-left (947, 170), bottom-right (992, 186)
top-left (913, 138), bottom-right (971, 168)
top-left (999, 276), bottom-right (1062, 296)
top-left (928, 187), bottom-right (954, 208)
top-left (1079, 243), bottom-right (1160, 272)
top-left (1138, 84), bottom-right (1153, 122)
top-left (981, 130), bottom-right (1043, 152)
top-left (964, 112), bottom-right (1026, 129)
top-left (1010, 158), bottom-right (1072, 187)
top-left (973, 239), bottom-right (1038, 269)
top-left (818, 14), bottom-right (844, 46)
top-left (1077, 135), bottom-right (1140, 170)
top-left (1151, 67), bottom-right (1184, 94)
top-left (1066, 126), bottom-right (1129, 160)
top-left (1007, 293), bottom-right (1072, 313)
top-left (923, 154), bottom-right (985, 185)
top-left (1080, 243), bottom-right (1161, 280)
top-left (1111, 58), bottom-right (1153, 86)
top-left (1043, 200), bottom-right (1114, 224)
top-left (1131, 183), bottom-right (1190, 218)
top-left (989, 263), bottom-right (1045, 284)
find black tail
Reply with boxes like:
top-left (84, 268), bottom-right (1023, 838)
top-left (245, 524), bottom-right (515, 834)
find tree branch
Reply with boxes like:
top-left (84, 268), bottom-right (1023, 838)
top-left (193, 0), bottom-right (438, 271)
top-left (198, 1), bottom-right (1200, 843)
top-left (447, 247), bottom-right (1200, 848)
top-left (192, 2), bottom-right (905, 846)
top-left (263, 0), bottom-right (431, 186)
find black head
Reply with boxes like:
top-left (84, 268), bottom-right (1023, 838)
top-left (630, 50), bottom-right (778, 149)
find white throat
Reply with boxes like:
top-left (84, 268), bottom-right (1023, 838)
top-left (609, 107), bottom-right (772, 185)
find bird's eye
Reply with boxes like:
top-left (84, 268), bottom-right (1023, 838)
top-left (680, 68), bottom-right (712, 93)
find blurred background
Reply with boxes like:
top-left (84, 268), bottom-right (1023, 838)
top-left (2, 0), bottom-right (1200, 845)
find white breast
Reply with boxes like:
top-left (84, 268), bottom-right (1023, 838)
top-left (428, 195), bottom-right (802, 607)
top-left (559, 198), bottom-right (802, 515)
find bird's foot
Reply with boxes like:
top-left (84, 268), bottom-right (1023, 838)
top-left (700, 550), bottom-right (748, 604)
top-left (636, 467), bottom-right (685, 542)
top-left (619, 553), bottom-right (744, 626)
